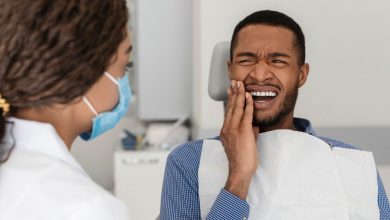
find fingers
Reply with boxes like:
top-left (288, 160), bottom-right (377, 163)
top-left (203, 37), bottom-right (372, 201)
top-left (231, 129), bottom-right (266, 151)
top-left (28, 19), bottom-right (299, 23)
top-left (221, 80), bottom-right (238, 143)
top-left (221, 80), bottom-right (254, 140)
top-left (242, 91), bottom-right (254, 127)
top-left (224, 81), bottom-right (236, 123)
top-left (230, 81), bottom-right (246, 129)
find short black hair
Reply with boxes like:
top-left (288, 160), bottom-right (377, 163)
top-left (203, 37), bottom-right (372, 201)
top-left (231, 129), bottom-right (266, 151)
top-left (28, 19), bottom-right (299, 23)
top-left (230, 10), bottom-right (306, 66)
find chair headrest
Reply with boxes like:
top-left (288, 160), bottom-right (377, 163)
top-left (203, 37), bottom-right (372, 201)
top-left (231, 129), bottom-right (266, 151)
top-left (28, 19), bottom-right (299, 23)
top-left (208, 41), bottom-right (231, 102)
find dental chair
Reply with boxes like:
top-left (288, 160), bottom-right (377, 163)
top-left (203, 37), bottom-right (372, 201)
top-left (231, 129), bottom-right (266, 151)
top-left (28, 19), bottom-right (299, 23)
top-left (208, 41), bottom-right (231, 107)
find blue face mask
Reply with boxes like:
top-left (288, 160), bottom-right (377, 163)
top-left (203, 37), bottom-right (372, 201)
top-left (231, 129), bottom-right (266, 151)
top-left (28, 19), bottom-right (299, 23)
top-left (80, 72), bottom-right (132, 141)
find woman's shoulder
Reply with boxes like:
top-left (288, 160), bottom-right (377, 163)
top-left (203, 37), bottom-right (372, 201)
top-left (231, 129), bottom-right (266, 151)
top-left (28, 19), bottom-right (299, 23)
top-left (39, 160), bottom-right (129, 219)
top-left (1, 149), bottom-right (129, 220)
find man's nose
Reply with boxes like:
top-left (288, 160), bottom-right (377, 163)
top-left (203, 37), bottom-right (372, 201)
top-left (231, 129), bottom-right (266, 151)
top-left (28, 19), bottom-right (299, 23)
top-left (248, 61), bottom-right (274, 82)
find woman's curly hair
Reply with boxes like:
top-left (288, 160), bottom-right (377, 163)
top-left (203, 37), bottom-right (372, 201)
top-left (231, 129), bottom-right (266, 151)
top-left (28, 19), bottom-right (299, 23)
top-left (0, 0), bottom-right (129, 162)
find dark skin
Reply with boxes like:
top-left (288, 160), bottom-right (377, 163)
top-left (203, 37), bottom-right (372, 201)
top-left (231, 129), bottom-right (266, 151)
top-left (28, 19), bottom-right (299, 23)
top-left (220, 24), bottom-right (310, 199)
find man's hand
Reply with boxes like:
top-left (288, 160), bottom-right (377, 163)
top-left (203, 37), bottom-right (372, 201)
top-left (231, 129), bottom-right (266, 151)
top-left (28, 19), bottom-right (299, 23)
top-left (220, 80), bottom-right (260, 200)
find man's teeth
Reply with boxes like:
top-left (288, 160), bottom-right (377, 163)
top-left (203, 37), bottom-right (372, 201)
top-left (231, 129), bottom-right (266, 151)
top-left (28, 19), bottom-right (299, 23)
top-left (250, 91), bottom-right (277, 97)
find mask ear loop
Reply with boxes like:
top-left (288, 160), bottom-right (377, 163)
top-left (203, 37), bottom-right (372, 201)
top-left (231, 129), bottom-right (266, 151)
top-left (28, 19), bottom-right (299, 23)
top-left (104, 72), bottom-right (119, 86)
top-left (82, 72), bottom-right (119, 117)
top-left (82, 96), bottom-right (99, 116)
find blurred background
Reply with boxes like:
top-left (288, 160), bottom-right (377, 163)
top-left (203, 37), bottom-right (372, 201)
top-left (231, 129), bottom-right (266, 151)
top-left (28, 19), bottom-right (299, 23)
top-left (70, 0), bottom-right (390, 219)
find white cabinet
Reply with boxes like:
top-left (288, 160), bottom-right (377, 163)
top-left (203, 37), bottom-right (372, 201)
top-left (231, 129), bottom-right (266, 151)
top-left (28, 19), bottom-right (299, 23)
top-left (114, 149), bottom-right (170, 220)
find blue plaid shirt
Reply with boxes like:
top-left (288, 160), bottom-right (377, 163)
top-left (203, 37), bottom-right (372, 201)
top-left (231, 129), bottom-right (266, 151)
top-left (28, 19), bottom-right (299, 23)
top-left (160, 118), bottom-right (390, 219)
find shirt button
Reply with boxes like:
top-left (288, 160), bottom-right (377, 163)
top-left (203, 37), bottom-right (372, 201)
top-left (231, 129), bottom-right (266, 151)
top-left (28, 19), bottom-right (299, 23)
top-left (243, 217), bottom-right (247, 220)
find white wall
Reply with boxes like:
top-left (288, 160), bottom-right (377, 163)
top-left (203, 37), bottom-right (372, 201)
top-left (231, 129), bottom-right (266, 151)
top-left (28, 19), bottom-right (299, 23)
top-left (192, 0), bottom-right (390, 139)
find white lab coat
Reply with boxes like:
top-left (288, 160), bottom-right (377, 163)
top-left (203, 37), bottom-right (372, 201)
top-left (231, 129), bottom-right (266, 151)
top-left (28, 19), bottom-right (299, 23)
top-left (0, 117), bottom-right (129, 220)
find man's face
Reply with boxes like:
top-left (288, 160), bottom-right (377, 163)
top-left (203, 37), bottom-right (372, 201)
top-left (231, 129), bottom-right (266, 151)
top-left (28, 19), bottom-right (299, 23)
top-left (228, 24), bottom-right (309, 127)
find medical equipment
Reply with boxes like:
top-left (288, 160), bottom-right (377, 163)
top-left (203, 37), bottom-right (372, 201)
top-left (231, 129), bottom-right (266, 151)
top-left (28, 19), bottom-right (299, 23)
top-left (141, 116), bottom-right (189, 150)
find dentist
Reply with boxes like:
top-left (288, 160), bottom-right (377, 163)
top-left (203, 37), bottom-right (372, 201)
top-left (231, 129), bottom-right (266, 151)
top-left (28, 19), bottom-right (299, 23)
top-left (0, 0), bottom-right (132, 219)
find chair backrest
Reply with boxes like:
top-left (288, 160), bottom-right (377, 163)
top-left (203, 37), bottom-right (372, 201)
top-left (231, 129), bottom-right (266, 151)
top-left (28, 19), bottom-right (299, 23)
top-left (208, 41), bottom-right (231, 102)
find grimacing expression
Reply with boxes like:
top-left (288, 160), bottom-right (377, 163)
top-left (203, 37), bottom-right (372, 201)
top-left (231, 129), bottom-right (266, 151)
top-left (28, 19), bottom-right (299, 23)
top-left (228, 24), bottom-right (309, 127)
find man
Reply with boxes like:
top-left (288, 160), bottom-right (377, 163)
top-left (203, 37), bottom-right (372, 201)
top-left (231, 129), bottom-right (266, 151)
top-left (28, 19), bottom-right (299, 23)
top-left (160, 10), bottom-right (389, 219)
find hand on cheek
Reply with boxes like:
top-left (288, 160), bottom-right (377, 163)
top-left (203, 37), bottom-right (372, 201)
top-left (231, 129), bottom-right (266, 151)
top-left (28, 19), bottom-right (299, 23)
top-left (220, 80), bottom-right (260, 200)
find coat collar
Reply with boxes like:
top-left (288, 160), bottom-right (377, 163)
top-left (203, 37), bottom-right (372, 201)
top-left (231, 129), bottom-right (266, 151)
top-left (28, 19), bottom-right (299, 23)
top-left (4, 117), bottom-right (86, 175)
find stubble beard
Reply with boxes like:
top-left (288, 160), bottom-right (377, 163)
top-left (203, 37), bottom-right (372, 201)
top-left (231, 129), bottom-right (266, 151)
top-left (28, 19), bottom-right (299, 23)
top-left (252, 83), bottom-right (299, 128)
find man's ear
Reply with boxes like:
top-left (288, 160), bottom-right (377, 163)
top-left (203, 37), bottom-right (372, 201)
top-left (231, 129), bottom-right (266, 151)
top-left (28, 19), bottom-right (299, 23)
top-left (298, 63), bottom-right (309, 88)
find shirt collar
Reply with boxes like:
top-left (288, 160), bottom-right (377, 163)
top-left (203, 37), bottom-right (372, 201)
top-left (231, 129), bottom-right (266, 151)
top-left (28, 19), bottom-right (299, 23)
top-left (293, 117), bottom-right (317, 136)
top-left (4, 117), bottom-right (86, 174)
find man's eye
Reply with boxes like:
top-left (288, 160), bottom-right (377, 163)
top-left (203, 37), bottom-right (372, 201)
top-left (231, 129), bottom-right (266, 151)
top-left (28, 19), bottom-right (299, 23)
top-left (237, 59), bottom-right (256, 66)
top-left (270, 59), bottom-right (288, 67)
top-left (272, 59), bottom-right (285, 63)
